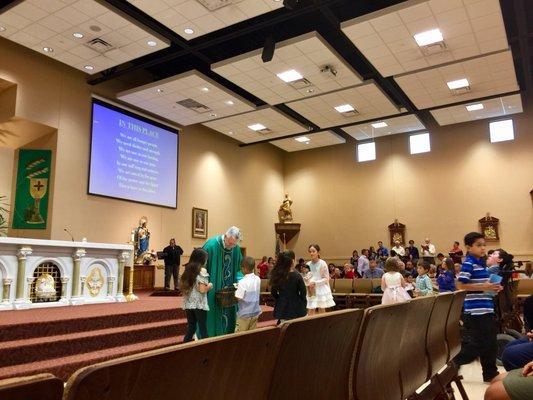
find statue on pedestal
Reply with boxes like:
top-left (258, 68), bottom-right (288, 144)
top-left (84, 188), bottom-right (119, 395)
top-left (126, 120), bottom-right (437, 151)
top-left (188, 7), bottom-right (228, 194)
top-left (278, 194), bottom-right (293, 223)
top-left (131, 216), bottom-right (154, 265)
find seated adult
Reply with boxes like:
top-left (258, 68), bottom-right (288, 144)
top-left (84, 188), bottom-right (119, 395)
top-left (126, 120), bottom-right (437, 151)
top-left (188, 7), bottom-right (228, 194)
top-left (331, 267), bottom-right (342, 279)
top-left (502, 296), bottom-right (533, 371)
top-left (391, 240), bottom-right (405, 257)
top-left (484, 360), bottom-right (533, 400)
top-left (518, 262), bottom-right (533, 279)
top-left (363, 259), bottom-right (384, 279)
top-left (449, 241), bottom-right (464, 264)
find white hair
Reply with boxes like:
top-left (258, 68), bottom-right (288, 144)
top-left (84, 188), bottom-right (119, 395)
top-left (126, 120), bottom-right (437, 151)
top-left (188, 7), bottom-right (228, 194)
top-left (225, 226), bottom-right (243, 241)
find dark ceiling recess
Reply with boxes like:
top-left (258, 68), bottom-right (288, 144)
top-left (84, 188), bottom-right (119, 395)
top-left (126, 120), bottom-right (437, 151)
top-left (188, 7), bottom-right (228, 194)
top-left (85, 0), bottom-right (531, 146)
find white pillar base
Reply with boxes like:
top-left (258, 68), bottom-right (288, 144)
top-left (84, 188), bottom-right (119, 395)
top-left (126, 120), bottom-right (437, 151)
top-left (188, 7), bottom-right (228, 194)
top-left (115, 294), bottom-right (126, 302)
top-left (69, 297), bottom-right (86, 306)
top-left (13, 299), bottom-right (32, 309)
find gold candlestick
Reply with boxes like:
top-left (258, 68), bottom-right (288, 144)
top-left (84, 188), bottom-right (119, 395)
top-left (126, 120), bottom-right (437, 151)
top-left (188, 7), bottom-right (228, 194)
top-left (125, 264), bottom-right (138, 302)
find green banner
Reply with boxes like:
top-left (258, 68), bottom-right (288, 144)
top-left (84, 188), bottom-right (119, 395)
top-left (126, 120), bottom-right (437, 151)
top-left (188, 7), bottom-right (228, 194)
top-left (12, 149), bottom-right (51, 229)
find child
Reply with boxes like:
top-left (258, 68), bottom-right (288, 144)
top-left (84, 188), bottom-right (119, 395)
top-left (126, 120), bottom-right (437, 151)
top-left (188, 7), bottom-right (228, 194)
top-left (270, 250), bottom-right (307, 324)
top-left (381, 257), bottom-right (411, 305)
top-left (307, 244), bottom-right (335, 315)
top-left (301, 264), bottom-right (316, 298)
top-left (404, 274), bottom-right (415, 297)
top-left (437, 258), bottom-right (456, 292)
top-left (454, 232), bottom-right (503, 382)
top-left (415, 261), bottom-right (433, 297)
top-left (235, 256), bottom-right (262, 332)
top-left (180, 248), bottom-right (212, 342)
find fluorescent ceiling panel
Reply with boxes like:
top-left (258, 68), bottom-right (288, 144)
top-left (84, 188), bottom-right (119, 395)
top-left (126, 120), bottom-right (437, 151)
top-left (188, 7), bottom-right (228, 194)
top-left (394, 50), bottom-right (518, 109)
top-left (212, 31), bottom-right (363, 105)
top-left (341, 0), bottom-right (508, 76)
top-left (0, 0), bottom-right (170, 73)
top-left (429, 94), bottom-right (523, 126)
top-left (117, 70), bottom-right (255, 126)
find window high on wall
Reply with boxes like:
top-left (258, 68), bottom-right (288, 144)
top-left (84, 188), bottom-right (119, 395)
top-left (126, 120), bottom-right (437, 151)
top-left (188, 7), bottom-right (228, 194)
top-left (357, 142), bottom-right (376, 162)
top-left (489, 119), bottom-right (514, 143)
top-left (409, 132), bottom-right (431, 154)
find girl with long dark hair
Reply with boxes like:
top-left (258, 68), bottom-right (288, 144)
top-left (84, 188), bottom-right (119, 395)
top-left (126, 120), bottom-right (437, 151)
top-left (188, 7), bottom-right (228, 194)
top-left (270, 250), bottom-right (307, 324)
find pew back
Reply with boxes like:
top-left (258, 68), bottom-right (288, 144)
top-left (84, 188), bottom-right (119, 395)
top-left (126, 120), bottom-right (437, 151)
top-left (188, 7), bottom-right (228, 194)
top-left (0, 373), bottom-right (63, 400)
top-left (426, 293), bottom-right (454, 376)
top-left (268, 309), bottom-right (364, 400)
top-left (64, 327), bottom-right (280, 400)
top-left (353, 302), bottom-right (409, 400)
top-left (446, 290), bottom-right (467, 361)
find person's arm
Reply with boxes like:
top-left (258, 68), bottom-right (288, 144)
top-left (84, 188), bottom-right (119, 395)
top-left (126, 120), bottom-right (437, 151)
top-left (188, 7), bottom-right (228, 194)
top-left (457, 261), bottom-right (502, 292)
top-left (235, 281), bottom-right (245, 300)
top-left (314, 262), bottom-right (329, 284)
top-left (296, 274), bottom-right (307, 301)
top-left (178, 246), bottom-right (184, 255)
top-left (198, 281), bottom-right (213, 293)
top-left (381, 275), bottom-right (386, 290)
top-left (418, 276), bottom-right (431, 295)
top-left (522, 360), bottom-right (533, 377)
top-left (400, 275), bottom-right (406, 288)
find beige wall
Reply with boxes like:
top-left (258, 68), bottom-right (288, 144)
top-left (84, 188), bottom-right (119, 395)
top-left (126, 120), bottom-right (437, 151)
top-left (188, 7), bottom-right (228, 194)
top-left (284, 103), bottom-right (533, 262)
top-left (0, 38), bottom-right (285, 274)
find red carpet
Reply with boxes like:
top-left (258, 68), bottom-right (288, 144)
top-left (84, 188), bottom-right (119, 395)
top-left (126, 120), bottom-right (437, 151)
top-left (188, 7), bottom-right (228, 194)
top-left (0, 291), bottom-right (274, 381)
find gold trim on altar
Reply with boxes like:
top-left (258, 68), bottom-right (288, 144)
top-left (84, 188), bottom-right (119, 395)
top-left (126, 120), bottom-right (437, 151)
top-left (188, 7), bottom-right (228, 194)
top-left (87, 267), bottom-right (104, 297)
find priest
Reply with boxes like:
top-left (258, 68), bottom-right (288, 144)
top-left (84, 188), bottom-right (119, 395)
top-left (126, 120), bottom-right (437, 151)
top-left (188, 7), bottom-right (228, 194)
top-left (202, 226), bottom-right (244, 336)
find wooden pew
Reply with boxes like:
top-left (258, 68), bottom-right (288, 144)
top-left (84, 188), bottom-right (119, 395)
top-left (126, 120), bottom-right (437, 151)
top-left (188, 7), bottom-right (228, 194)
top-left (332, 278), bottom-right (355, 308)
top-left (399, 296), bottom-right (436, 399)
top-left (268, 309), bottom-right (364, 400)
top-left (352, 302), bottom-right (410, 400)
top-left (0, 373), bottom-right (63, 400)
top-left (64, 327), bottom-right (280, 400)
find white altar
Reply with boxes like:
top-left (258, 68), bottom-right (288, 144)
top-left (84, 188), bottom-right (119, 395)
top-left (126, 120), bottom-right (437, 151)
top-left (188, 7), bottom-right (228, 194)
top-left (0, 237), bottom-right (133, 310)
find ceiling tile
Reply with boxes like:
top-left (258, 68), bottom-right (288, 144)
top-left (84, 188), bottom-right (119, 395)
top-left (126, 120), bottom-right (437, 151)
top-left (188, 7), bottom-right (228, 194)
top-left (271, 130), bottom-right (346, 152)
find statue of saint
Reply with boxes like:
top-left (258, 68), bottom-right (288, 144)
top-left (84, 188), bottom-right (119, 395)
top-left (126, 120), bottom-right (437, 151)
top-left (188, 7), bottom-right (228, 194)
top-left (132, 216), bottom-right (150, 263)
top-left (278, 194), bottom-right (293, 223)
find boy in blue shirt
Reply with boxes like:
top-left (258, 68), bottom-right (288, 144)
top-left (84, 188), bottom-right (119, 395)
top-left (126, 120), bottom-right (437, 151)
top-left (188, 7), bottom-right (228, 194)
top-left (454, 232), bottom-right (503, 382)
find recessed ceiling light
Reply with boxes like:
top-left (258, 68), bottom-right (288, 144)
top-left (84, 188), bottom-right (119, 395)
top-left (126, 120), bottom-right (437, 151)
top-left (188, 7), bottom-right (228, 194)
top-left (184, 28), bottom-right (194, 35)
top-left (156, 88), bottom-right (163, 94)
top-left (371, 122), bottom-right (388, 128)
top-left (225, 100), bottom-right (234, 106)
top-left (228, 131), bottom-right (234, 135)
top-left (306, 88), bottom-right (314, 93)
top-left (43, 47), bottom-right (53, 53)
top-left (447, 78), bottom-right (469, 90)
top-left (84, 65), bottom-right (94, 71)
top-left (276, 69), bottom-right (303, 83)
top-left (334, 104), bottom-right (354, 113)
top-left (295, 136), bottom-right (310, 142)
top-left (147, 40), bottom-right (157, 47)
top-left (0, 26), bottom-right (6, 32)
top-left (210, 113), bottom-right (217, 117)
top-left (466, 103), bottom-right (484, 111)
top-left (201, 87), bottom-right (209, 92)
top-left (248, 123), bottom-right (266, 131)
top-left (413, 28), bottom-right (443, 47)
top-left (73, 32), bottom-right (84, 38)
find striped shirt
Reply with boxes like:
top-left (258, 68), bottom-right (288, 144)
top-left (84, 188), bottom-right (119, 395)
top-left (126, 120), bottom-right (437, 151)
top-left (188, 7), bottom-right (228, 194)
top-left (458, 254), bottom-right (494, 315)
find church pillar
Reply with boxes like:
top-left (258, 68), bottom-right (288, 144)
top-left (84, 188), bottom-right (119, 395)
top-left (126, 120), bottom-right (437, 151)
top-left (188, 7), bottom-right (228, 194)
top-left (14, 247), bottom-right (32, 309)
top-left (2, 278), bottom-right (12, 303)
top-left (70, 248), bottom-right (86, 305)
top-left (115, 251), bottom-right (129, 302)
top-left (107, 276), bottom-right (115, 297)
top-left (26, 277), bottom-right (35, 301)
top-left (60, 277), bottom-right (69, 302)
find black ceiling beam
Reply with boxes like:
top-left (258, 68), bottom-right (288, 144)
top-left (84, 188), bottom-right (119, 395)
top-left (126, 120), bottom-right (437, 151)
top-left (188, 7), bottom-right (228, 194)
top-left (511, 0), bottom-right (532, 93)
top-left (88, 0), bottom-right (346, 85)
top-left (0, 0), bottom-right (20, 13)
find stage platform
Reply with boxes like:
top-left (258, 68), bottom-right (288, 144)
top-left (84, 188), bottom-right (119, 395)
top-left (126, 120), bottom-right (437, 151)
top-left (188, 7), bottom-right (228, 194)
top-left (0, 291), bottom-right (275, 381)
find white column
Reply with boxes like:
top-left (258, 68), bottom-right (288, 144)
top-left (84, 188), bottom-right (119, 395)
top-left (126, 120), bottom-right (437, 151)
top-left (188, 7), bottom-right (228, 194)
top-left (70, 248), bottom-right (86, 305)
top-left (60, 277), bottom-right (69, 303)
top-left (13, 247), bottom-right (33, 309)
top-left (1, 278), bottom-right (13, 310)
top-left (107, 276), bottom-right (116, 298)
top-left (115, 251), bottom-right (130, 302)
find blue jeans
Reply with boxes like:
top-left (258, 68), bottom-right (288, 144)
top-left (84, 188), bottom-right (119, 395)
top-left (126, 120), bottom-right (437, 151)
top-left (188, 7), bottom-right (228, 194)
top-left (502, 337), bottom-right (533, 371)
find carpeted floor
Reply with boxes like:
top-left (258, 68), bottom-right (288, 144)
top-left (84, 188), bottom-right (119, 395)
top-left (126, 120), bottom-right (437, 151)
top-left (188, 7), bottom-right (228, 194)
top-left (0, 291), bottom-right (274, 381)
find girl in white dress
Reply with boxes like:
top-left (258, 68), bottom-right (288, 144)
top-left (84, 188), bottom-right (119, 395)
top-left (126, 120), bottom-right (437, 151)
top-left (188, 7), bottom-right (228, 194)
top-left (381, 257), bottom-right (411, 305)
top-left (306, 244), bottom-right (335, 315)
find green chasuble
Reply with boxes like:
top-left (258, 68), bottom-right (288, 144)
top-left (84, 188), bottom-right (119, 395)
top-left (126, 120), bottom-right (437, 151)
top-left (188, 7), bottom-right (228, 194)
top-left (202, 235), bottom-right (243, 337)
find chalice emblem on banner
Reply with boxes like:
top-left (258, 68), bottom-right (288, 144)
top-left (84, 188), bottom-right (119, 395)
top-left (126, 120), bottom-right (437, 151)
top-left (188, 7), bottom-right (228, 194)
top-left (28, 177), bottom-right (48, 224)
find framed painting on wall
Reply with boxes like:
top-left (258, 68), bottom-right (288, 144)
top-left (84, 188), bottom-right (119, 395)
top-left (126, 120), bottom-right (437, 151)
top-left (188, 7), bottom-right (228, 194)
top-left (192, 207), bottom-right (208, 239)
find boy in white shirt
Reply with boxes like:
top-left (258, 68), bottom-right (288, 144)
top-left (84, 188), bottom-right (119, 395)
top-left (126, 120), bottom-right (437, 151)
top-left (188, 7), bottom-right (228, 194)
top-left (234, 256), bottom-right (262, 332)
